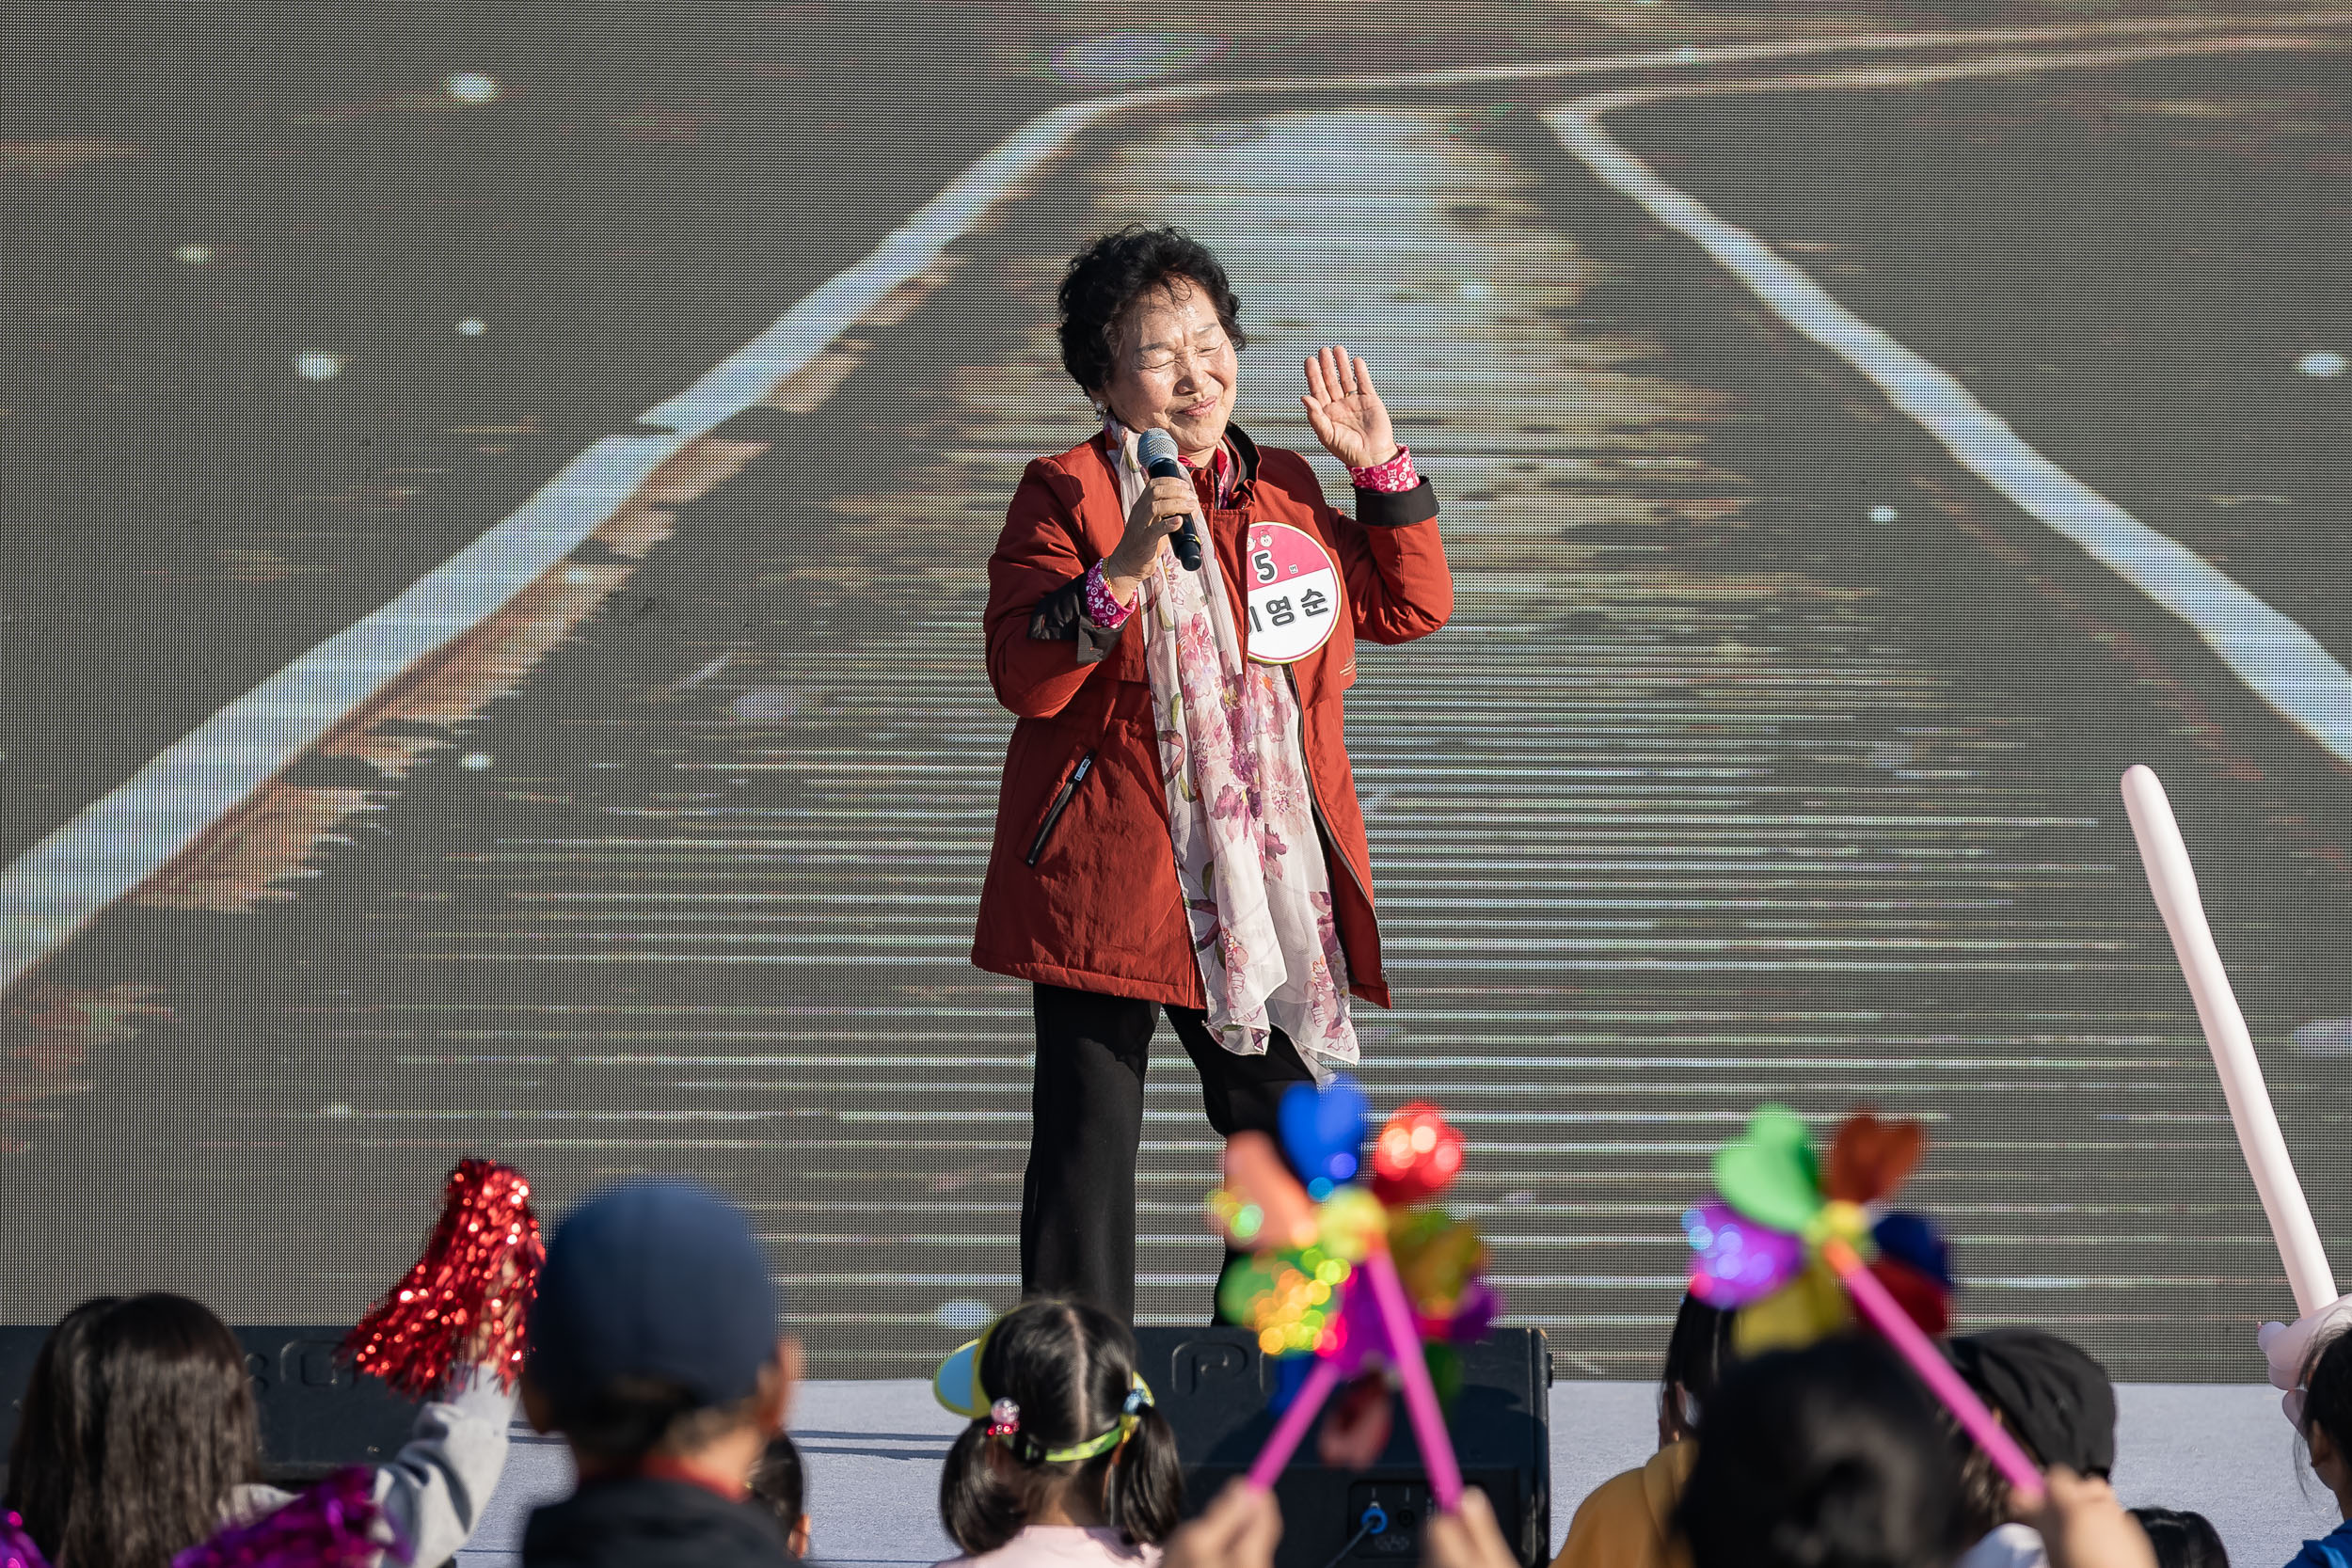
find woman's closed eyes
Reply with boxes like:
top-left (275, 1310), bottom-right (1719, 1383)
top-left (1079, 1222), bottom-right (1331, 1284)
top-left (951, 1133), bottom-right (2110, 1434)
top-left (1136, 335), bottom-right (1228, 374)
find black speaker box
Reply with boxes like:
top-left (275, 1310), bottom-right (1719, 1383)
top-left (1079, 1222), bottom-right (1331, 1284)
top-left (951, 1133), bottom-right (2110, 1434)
top-left (1135, 1326), bottom-right (1552, 1568)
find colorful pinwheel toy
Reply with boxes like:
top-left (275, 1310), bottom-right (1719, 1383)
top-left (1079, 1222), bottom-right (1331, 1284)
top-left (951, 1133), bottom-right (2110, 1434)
top-left (1206, 1077), bottom-right (1496, 1509)
top-left (1685, 1104), bottom-right (2043, 1502)
top-left (1683, 1104), bottom-right (1954, 1354)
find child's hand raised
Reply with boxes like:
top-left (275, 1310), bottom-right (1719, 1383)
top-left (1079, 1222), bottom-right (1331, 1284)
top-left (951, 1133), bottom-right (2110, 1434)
top-left (1423, 1488), bottom-right (1519, 1568)
top-left (1164, 1480), bottom-right (1282, 1568)
top-left (2026, 1467), bottom-right (2157, 1568)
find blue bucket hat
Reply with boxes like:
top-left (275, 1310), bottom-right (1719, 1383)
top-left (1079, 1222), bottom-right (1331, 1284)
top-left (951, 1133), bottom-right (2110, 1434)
top-left (526, 1180), bottom-right (780, 1413)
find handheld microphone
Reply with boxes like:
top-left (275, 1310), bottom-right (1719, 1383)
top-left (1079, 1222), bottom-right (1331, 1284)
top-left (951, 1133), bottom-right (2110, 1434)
top-left (1136, 428), bottom-right (1203, 572)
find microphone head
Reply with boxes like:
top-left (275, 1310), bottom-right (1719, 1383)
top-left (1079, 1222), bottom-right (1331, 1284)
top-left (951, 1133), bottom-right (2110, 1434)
top-left (1136, 428), bottom-right (1181, 468)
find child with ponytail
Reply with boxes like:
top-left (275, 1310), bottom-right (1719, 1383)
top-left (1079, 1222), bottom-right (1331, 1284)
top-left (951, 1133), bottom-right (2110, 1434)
top-left (931, 1298), bottom-right (1182, 1567)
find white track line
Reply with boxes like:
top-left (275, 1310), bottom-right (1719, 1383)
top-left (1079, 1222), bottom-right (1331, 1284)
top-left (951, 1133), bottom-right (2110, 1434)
top-left (1546, 34), bottom-right (2352, 768)
top-left (4, 14), bottom-right (2345, 994)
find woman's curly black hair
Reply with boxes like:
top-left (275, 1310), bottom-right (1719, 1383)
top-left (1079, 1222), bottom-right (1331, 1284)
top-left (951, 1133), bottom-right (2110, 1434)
top-left (1057, 225), bottom-right (1247, 398)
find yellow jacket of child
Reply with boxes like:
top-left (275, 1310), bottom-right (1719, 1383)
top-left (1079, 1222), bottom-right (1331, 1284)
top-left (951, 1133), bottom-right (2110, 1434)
top-left (1549, 1441), bottom-right (1697, 1568)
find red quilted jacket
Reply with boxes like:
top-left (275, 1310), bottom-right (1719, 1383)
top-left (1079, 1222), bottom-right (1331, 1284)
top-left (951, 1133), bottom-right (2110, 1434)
top-left (971, 423), bottom-right (1452, 1008)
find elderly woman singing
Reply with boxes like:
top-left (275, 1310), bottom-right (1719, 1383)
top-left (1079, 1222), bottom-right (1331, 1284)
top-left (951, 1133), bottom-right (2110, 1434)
top-left (972, 226), bottom-right (1453, 1321)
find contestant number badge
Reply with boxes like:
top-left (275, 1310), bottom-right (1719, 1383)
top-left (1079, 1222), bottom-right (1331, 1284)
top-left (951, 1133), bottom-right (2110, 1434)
top-left (1244, 524), bottom-right (1342, 664)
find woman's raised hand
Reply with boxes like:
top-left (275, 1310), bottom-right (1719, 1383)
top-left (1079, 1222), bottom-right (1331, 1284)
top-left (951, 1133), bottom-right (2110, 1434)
top-left (1301, 344), bottom-right (1398, 472)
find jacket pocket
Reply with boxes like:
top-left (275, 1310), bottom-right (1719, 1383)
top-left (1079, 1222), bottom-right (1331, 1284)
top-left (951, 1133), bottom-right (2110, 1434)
top-left (1026, 750), bottom-right (1096, 867)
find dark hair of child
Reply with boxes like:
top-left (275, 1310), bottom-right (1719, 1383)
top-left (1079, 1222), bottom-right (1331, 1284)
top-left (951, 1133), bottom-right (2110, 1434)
top-left (1950, 1424), bottom-right (2012, 1544)
top-left (1659, 1292), bottom-right (1737, 1443)
top-left (2305, 1328), bottom-right (2352, 1472)
top-left (1677, 1336), bottom-right (1969, 1568)
top-left (749, 1430), bottom-right (805, 1529)
top-left (546, 1375), bottom-right (771, 1465)
top-left (4, 1293), bottom-right (263, 1568)
top-left (2128, 1507), bottom-right (2229, 1568)
top-left (938, 1298), bottom-right (1182, 1556)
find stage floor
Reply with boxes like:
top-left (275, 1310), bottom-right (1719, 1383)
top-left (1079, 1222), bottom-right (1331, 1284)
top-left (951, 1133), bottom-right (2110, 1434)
top-left (450, 1381), bottom-right (2327, 1568)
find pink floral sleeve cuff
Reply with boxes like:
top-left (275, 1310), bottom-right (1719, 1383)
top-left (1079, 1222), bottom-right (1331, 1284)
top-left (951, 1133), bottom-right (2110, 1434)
top-left (1083, 561), bottom-right (1135, 629)
top-left (1348, 445), bottom-right (1418, 493)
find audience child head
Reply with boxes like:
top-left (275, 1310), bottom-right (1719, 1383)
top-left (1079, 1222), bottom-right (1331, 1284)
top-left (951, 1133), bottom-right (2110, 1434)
top-left (5, 1291), bottom-right (263, 1568)
top-left (2124, 1508), bottom-right (2226, 1568)
top-left (2297, 1327), bottom-right (2352, 1521)
top-left (1947, 1329), bottom-right (2116, 1543)
top-left (1677, 1336), bottom-right (1969, 1568)
top-left (522, 1179), bottom-right (800, 1473)
top-left (749, 1432), bottom-right (813, 1558)
top-left (1659, 1291), bottom-right (1737, 1447)
top-left (1554, 1290), bottom-right (1733, 1568)
top-left (934, 1297), bottom-right (1181, 1560)
top-left (520, 1179), bottom-right (804, 1565)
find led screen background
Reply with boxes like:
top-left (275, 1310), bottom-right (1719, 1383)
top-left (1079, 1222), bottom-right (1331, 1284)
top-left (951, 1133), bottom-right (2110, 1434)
top-left (5, 2), bottom-right (2351, 1377)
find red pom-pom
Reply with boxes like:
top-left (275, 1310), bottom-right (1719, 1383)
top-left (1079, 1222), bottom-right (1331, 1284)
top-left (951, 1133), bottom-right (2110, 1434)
top-left (1370, 1102), bottom-right (1465, 1205)
top-left (343, 1159), bottom-right (544, 1399)
top-left (171, 1468), bottom-right (399, 1568)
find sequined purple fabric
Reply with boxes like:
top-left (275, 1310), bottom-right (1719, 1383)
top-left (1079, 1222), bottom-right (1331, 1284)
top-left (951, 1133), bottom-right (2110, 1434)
top-left (171, 1468), bottom-right (405, 1568)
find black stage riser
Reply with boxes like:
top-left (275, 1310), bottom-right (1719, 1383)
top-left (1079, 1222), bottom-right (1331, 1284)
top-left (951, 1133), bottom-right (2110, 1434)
top-left (2, 1324), bottom-right (1553, 1564)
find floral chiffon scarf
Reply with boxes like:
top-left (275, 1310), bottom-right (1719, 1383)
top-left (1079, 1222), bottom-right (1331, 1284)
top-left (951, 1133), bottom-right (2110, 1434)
top-left (1104, 423), bottom-right (1358, 1077)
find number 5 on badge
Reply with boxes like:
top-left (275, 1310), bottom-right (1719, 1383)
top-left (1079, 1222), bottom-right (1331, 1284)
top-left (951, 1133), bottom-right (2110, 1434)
top-left (1244, 524), bottom-right (1341, 664)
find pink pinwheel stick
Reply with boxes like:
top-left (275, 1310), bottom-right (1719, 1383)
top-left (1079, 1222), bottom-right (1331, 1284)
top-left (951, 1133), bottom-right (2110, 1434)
top-left (2121, 765), bottom-right (2337, 1316)
top-left (1362, 1247), bottom-right (1465, 1512)
top-left (1245, 1354), bottom-right (1344, 1493)
top-left (1822, 1240), bottom-right (2043, 1504)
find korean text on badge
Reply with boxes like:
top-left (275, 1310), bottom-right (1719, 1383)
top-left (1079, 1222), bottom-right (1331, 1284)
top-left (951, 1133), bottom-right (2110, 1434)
top-left (1243, 523), bottom-right (1341, 664)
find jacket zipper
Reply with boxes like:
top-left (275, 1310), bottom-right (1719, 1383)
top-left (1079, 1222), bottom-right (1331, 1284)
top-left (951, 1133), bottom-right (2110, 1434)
top-left (1026, 751), bottom-right (1095, 866)
top-left (1283, 668), bottom-right (1373, 911)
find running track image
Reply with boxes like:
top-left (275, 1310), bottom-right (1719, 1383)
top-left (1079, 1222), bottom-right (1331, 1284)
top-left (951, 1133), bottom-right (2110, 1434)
top-left (6, 12), bottom-right (2352, 1378)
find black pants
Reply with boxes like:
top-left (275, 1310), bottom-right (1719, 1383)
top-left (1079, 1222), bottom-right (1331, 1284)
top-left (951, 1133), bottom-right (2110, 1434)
top-left (1021, 981), bottom-right (1318, 1323)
